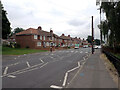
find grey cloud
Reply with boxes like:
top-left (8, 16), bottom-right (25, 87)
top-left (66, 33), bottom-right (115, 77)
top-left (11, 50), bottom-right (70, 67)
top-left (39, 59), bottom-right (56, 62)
top-left (68, 19), bottom-right (86, 26)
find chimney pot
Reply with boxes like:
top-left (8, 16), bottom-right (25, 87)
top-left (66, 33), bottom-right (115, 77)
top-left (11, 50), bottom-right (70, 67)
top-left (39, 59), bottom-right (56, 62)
top-left (38, 26), bottom-right (42, 30)
top-left (62, 34), bottom-right (64, 36)
top-left (68, 35), bottom-right (70, 37)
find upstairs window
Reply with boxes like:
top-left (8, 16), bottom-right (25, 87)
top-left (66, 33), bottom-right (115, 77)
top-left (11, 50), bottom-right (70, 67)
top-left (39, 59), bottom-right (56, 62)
top-left (43, 36), bottom-right (45, 40)
top-left (34, 35), bottom-right (37, 39)
top-left (40, 36), bottom-right (42, 40)
top-left (52, 37), bottom-right (54, 41)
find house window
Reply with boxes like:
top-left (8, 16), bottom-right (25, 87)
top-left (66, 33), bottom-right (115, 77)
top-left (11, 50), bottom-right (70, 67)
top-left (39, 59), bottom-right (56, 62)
top-left (40, 36), bottom-right (42, 40)
top-left (34, 35), bottom-right (37, 39)
top-left (52, 37), bottom-right (54, 40)
top-left (49, 38), bottom-right (51, 40)
top-left (46, 42), bottom-right (49, 46)
top-left (43, 36), bottom-right (45, 40)
top-left (55, 38), bottom-right (56, 41)
top-left (55, 43), bottom-right (56, 46)
top-left (37, 42), bottom-right (41, 46)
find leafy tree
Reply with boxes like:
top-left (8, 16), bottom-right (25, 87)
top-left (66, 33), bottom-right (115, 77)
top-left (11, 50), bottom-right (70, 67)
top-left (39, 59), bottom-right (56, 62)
top-left (13, 27), bottom-right (24, 34)
top-left (94, 39), bottom-right (100, 45)
top-left (1, 1), bottom-right (11, 39)
top-left (86, 35), bottom-right (92, 44)
top-left (97, 1), bottom-right (120, 48)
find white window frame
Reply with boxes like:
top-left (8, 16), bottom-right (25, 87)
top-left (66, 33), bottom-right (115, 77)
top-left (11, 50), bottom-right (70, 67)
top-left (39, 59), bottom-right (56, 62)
top-left (40, 36), bottom-right (42, 40)
top-left (37, 42), bottom-right (41, 46)
top-left (46, 42), bottom-right (49, 46)
top-left (34, 35), bottom-right (37, 39)
top-left (43, 36), bottom-right (45, 40)
top-left (52, 37), bottom-right (54, 41)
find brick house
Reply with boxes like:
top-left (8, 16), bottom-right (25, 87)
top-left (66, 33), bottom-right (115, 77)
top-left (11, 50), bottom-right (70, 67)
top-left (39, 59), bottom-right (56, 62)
top-left (16, 26), bottom-right (59, 50)
top-left (60, 34), bottom-right (72, 47)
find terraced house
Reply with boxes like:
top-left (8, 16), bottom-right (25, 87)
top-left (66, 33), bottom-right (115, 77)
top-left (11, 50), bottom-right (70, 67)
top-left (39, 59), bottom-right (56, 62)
top-left (15, 26), bottom-right (83, 50)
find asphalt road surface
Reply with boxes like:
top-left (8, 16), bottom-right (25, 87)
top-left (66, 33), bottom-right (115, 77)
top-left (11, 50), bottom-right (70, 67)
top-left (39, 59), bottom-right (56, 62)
top-left (2, 48), bottom-right (92, 88)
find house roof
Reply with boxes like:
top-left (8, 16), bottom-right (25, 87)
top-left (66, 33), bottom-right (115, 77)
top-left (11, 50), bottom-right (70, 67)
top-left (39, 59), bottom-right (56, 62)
top-left (16, 28), bottom-right (39, 35)
top-left (16, 28), bottom-right (52, 37)
top-left (60, 35), bottom-right (72, 40)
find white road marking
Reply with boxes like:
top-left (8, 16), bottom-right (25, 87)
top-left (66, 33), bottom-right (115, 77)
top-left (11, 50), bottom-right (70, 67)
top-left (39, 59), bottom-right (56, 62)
top-left (50, 85), bottom-right (63, 89)
top-left (50, 57), bottom-right (54, 58)
top-left (85, 52), bottom-right (88, 53)
top-left (62, 61), bottom-right (81, 87)
top-left (62, 72), bottom-right (68, 86)
top-left (39, 62), bottom-right (48, 68)
top-left (83, 57), bottom-right (85, 60)
top-left (26, 62), bottom-right (30, 67)
top-left (18, 56), bottom-right (20, 57)
top-left (14, 67), bottom-right (39, 75)
top-left (14, 58), bottom-right (16, 59)
top-left (80, 51), bottom-right (83, 53)
top-left (2, 63), bottom-right (44, 77)
top-left (40, 59), bottom-right (44, 63)
top-left (3, 67), bottom-right (8, 75)
top-left (51, 54), bottom-right (54, 55)
top-left (67, 62), bottom-right (80, 73)
top-left (7, 75), bottom-right (16, 78)
top-left (7, 62), bottom-right (19, 67)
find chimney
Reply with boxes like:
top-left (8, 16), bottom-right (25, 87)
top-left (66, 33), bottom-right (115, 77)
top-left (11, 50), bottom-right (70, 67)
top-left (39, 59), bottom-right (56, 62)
top-left (68, 35), bottom-right (70, 37)
top-left (75, 37), bottom-right (77, 39)
top-left (38, 26), bottom-right (42, 30)
top-left (79, 37), bottom-right (80, 39)
top-left (50, 29), bottom-right (53, 37)
top-left (62, 34), bottom-right (64, 36)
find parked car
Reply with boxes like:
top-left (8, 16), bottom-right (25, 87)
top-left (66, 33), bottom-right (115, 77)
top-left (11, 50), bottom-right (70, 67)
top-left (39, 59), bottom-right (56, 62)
top-left (83, 45), bottom-right (88, 48)
top-left (94, 45), bottom-right (101, 49)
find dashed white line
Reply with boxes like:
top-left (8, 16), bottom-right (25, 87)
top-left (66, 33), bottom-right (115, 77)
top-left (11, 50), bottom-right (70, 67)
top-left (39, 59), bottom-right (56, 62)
top-left (3, 67), bottom-right (8, 75)
top-left (7, 75), bottom-right (16, 78)
top-left (50, 57), bottom-right (54, 58)
top-left (50, 85), bottom-right (63, 89)
top-left (40, 59), bottom-right (44, 63)
top-left (26, 62), bottom-right (30, 67)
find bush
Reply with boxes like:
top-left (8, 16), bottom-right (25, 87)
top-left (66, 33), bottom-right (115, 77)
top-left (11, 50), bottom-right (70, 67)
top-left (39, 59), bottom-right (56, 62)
top-left (26, 46), bottom-right (29, 48)
top-left (14, 43), bottom-right (21, 48)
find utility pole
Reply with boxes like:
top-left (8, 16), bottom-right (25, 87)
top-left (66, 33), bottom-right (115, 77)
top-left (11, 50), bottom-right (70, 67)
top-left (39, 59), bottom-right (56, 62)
top-left (100, 7), bottom-right (102, 45)
top-left (92, 16), bottom-right (94, 54)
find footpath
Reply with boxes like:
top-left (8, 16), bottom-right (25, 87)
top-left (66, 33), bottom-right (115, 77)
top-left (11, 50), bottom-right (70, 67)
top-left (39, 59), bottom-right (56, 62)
top-left (67, 49), bottom-right (118, 88)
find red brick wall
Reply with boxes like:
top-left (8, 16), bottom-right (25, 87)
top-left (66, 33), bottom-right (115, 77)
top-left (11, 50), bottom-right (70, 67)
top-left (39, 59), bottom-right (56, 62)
top-left (16, 35), bottom-right (36, 49)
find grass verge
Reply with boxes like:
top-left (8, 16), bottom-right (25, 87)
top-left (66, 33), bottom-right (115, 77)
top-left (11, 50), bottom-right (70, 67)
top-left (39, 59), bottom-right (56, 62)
top-left (100, 54), bottom-right (118, 86)
top-left (2, 46), bottom-right (47, 55)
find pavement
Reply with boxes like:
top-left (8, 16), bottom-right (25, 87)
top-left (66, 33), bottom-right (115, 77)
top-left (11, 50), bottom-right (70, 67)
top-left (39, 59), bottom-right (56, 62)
top-left (1, 48), bottom-right (117, 89)
top-left (66, 49), bottom-right (117, 88)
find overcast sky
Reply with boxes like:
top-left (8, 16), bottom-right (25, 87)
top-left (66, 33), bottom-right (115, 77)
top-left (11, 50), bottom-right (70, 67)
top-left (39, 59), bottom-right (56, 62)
top-left (2, 0), bottom-right (103, 39)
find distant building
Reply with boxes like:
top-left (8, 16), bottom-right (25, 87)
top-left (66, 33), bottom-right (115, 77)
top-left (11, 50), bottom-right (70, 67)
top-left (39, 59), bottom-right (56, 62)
top-left (15, 26), bottom-right (83, 50)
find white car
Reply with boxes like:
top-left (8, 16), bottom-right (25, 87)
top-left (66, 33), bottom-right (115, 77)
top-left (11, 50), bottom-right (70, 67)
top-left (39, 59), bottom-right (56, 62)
top-left (94, 45), bottom-right (101, 49)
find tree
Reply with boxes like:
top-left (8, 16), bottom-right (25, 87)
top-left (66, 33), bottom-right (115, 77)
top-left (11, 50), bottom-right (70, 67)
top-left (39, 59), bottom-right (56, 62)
top-left (13, 27), bottom-right (24, 34)
top-left (86, 35), bottom-right (92, 44)
top-left (94, 39), bottom-right (100, 45)
top-left (97, 1), bottom-right (120, 48)
top-left (1, 1), bottom-right (11, 39)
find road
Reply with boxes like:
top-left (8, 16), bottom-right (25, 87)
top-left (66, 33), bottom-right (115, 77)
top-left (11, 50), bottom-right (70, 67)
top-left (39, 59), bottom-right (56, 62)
top-left (2, 48), bottom-right (91, 88)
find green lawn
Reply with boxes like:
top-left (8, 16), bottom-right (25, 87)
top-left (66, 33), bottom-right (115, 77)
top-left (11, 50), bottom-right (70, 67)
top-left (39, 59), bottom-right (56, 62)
top-left (2, 46), bottom-right (47, 55)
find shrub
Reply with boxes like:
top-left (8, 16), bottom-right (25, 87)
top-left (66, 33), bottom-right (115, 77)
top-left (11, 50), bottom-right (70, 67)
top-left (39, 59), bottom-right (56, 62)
top-left (14, 43), bottom-right (21, 48)
top-left (26, 46), bottom-right (29, 48)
